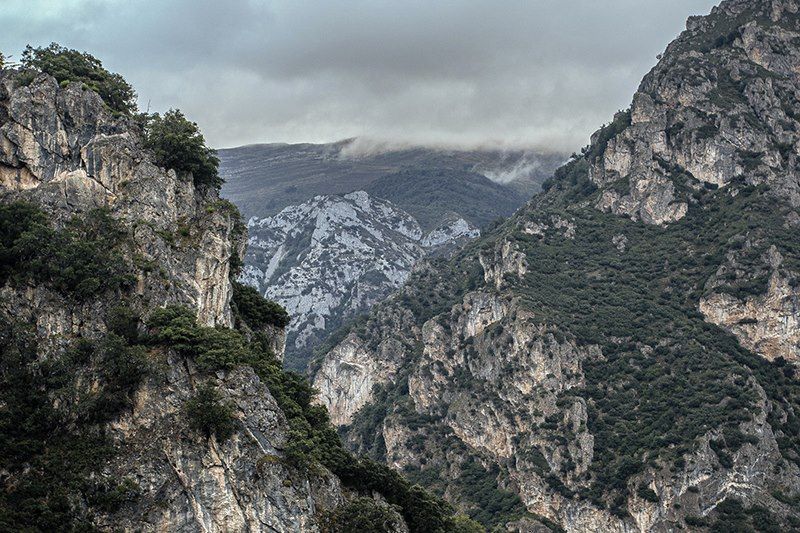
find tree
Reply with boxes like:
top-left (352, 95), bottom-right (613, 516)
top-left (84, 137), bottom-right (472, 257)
top-left (20, 43), bottom-right (136, 115)
top-left (144, 109), bottom-right (223, 189)
top-left (320, 497), bottom-right (404, 533)
top-left (184, 384), bottom-right (236, 441)
top-left (232, 281), bottom-right (290, 329)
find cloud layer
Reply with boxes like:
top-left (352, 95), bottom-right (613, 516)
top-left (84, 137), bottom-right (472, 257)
top-left (1, 0), bottom-right (719, 151)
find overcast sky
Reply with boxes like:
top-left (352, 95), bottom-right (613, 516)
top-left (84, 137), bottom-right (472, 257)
top-left (1, 0), bottom-right (719, 152)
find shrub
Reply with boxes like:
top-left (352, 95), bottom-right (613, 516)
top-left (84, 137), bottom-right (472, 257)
top-left (450, 515), bottom-right (486, 533)
top-left (20, 43), bottom-right (136, 115)
top-left (146, 305), bottom-right (200, 353)
top-left (144, 109), bottom-right (222, 189)
top-left (685, 516), bottom-right (708, 527)
top-left (185, 384), bottom-right (236, 442)
top-left (637, 486), bottom-right (659, 503)
top-left (0, 203), bottom-right (133, 300)
top-left (107, 305), bottom-right (141, 343)
top-left (147, 305), bottom-right (250, 370)
top-left (320, 497), bottom-right (404, 533)
top-left (0, 316), bottom-right (150, 530)
top-left (232, 281), bottom-right (290, 329)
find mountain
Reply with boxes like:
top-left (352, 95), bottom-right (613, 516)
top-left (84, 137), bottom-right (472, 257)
top-left (0, 66), bottom-right (470, 531)
top-left (312, 0), bottom-right (800, 530)
top-left (242, 190), bottom-right (479, 370)
top-left (218, 139), bottom-right (565, 227)
top-left (364, 168), bottom-right (525, 232)
top-left (222, 142), bottom-right (560, 372)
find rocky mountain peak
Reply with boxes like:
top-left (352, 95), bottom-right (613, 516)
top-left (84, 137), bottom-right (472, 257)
top-left (242, 190), bottom-right (480, 370)
top-left (0, 69), bottom-right (240, 328)
top-left (590, 0), bottom-right (800, 226)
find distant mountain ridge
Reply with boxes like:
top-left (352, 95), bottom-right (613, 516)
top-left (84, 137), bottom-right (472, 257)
top-left (218, 139), bottom-right (566, 226)
top-left (221, 140), bottom-right (566, 371)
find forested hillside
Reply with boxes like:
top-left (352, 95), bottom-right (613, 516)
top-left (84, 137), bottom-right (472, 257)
top-left (313, 1), bottom-right (800, 530)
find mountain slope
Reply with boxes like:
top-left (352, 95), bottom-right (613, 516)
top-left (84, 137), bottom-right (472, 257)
top-left (364, 168), bottom-right (525, 232)
top-left (218, 140), bottom-right (565, 226)
top-left (0, 67), bottom-right (469, 532)
top-left (242, 190), bottom-right (479, 370)
top-left (313, 1), bottom-right (800, 530)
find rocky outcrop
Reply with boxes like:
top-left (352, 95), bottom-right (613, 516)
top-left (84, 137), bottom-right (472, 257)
top-left (96, 355), bottom-right (345, 532)
top-left (422, 217), bottom-right (481, 249)
top-left (315, 334), bottom-right (402, 427)
top-left (241, 191), bottom-right (480, 369)
top-left (479, 240), bottom-right (527, 290)
top-left (0, 71), bottom-right (240, 329)
top-left (589, 0), bottom-right (800, 225)
top-left (701, 246), bottom-right (800, 362)
top-left (314, 304), bottom-right (420, 426)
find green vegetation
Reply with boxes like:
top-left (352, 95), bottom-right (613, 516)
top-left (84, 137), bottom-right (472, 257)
top-left (185, 384), bottom-right (237, 442)
top-left (144, 109), bottom-right (222, 189)
top-left (231, 281), bottom-right (290, 329)
top-left (320, 497), bottom-right (403, 532)
top-left (510, 161), bottom-right (800, 513)
top-left (20, 43), bottom-right (136, 115)
top-left (707, 498), bottom-right (781, 533)
top-left (0, 202), bottom-right (134, 300)
top-left (0, 317), bottom-right (149, 530)
top-left (500, 161), bottom-right (800, 511)
top-left (456, 459), bottom-right (527, 527)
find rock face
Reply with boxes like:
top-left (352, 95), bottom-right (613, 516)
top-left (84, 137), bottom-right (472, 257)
top-left (701, 246), bottom-right (800, 362)
top-left (98, 357), bottom-right (344, 532)
top-left (0, 70), bottom-right (410, 532)
top-left (589, 0), bottom-right (800, 225)
top-left (241, 190), bottom-right (479, 369)
top-left (0, 71), bottom-right (239, 329)
top-left (313, 1), bottom-right (800, 531)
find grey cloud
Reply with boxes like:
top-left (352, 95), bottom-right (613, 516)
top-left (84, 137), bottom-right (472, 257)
top-left (0, 0), bottom-right (720, 151)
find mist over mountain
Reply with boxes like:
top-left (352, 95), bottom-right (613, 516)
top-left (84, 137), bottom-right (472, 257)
top-left (218, 139), bottom-right (566, 224)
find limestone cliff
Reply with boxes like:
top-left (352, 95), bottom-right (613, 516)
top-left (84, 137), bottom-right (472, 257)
top-left (0, 67), bottom-right (452, 532)
top-left (0, 71), bottom-right (239, 331)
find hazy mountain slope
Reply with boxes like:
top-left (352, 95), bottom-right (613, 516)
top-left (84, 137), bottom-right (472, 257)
top-left (241, 190), bottom-right (479, 370)
top-left (218, 140), bottom-right (565, 225)
top-left (312, 0), bottom-right (800, 530)
top-left (223, 141), bottom-right (548, 372)
top-left (365, 168), bottom-right (525, 232)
